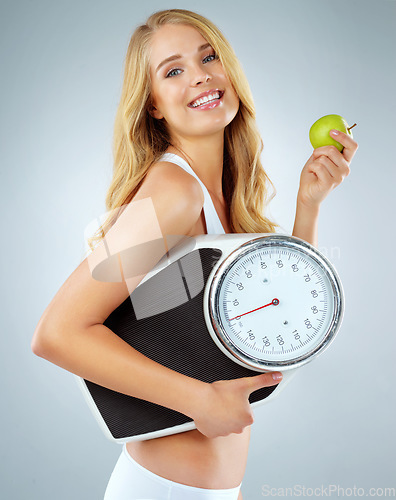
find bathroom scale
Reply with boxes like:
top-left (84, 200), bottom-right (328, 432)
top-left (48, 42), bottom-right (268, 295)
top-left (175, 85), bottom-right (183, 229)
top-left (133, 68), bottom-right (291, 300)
top-left (76, 233), bottom-right (344, 442)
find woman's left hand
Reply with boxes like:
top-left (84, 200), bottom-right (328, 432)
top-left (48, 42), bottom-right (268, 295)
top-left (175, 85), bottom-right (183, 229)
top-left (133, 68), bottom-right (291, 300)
top-left (297, 130), bottom-right (359, 208)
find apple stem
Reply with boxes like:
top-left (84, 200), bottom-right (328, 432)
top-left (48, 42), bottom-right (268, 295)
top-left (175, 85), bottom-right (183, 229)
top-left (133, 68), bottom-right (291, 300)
top-left (347, 123), bottom-right (357, 131)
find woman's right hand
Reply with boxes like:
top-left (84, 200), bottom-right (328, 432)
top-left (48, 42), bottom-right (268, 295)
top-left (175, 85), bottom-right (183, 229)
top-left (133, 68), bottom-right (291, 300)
top-left (192, 372), bottom-right (283, 438)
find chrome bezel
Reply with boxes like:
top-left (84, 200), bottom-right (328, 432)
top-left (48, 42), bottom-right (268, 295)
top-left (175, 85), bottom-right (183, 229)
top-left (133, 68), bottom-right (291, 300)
top-left (207, 234), bottom-right (344, 371)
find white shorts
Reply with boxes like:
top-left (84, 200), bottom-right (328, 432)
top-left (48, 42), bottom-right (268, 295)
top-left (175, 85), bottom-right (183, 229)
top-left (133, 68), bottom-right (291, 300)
top-left (104, 443), bottom-right (242, 500)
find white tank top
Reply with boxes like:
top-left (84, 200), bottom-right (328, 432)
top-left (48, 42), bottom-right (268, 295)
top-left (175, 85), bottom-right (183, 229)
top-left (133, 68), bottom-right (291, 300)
top-left (159, 153), bottom-right (226, 235)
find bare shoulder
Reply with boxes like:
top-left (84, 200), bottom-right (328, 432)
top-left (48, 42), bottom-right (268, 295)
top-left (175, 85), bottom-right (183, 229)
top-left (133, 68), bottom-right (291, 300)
top-left (134, 159), bottom-right (205, 209)
top-left (132, 159), bottom-right (205, 239)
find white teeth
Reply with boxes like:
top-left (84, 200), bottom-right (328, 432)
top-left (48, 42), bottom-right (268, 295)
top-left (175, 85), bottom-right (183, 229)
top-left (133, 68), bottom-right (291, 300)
top-left (190, 92), bottom-right (221, 107)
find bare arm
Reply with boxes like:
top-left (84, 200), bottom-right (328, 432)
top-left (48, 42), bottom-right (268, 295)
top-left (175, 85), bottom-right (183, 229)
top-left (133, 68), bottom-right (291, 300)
top-left (292, 130), bottom-right (358, 248)
top-left (33, 264), bottom-right (208, 418)
top-left (292, 199), bottom-right (319, 248)
top-left (32, 163), bottom-right (207, 418)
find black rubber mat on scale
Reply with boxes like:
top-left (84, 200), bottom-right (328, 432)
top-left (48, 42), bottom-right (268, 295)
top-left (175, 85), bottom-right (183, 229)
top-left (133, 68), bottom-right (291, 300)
top-left (84, 248), bottom-right (278, 440)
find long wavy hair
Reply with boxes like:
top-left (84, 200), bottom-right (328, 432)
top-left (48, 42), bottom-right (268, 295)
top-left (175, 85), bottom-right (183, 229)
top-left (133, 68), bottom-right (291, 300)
top-left (86, 8), bottom-right (278, 253)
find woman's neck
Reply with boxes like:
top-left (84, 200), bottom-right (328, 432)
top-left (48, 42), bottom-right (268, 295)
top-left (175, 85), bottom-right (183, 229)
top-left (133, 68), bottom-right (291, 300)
top-left (166, 132), bottom-right (225, 199)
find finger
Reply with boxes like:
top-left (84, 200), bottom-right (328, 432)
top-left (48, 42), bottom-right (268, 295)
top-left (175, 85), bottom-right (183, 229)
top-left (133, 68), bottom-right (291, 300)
top-left (312, 156), bottom-right (343, 183)
top-left (242, 372), bottom-right (283, 395)
top-left (312, 145), bottom-right (346, 167)
top-left (311, 155), bottom-right (336, 178)
top-left (312, 148), bottom-right (351, 180)
top-left (310, 163), bottom-right (343, 190)
top-left (329, 130), bottom-right (359, 163)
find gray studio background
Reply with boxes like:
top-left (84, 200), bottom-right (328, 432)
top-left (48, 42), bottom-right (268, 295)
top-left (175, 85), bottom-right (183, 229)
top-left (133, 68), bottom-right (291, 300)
top-left (1, 0), bottom-right (395, 498)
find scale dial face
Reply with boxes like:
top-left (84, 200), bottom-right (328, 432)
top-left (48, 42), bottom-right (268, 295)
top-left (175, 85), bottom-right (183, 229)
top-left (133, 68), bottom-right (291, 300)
top-left (208, 235), bottom-right (344, 371)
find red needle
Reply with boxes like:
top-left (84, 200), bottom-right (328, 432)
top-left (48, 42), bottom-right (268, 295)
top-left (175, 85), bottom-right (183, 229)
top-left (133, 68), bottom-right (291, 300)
top-left (229, 298), bottom-right (279, 321)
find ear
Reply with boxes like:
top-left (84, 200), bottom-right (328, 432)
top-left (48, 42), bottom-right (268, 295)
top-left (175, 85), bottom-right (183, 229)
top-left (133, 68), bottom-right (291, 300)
top-left (148, 102), bottom-right (164, 120)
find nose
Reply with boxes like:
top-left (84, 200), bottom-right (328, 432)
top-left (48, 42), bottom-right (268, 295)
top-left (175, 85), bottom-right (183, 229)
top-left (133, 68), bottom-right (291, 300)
top-left (190, 63), bottom-right (211, 86)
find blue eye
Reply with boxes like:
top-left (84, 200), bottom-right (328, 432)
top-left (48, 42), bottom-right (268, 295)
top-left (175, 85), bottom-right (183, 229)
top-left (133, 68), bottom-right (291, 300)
top-left (166, 68), bottom-right (182, 78)
top-left (165, 53), bottom-right (218, 78)
top-left (203, 54), bottom-right (216, 63)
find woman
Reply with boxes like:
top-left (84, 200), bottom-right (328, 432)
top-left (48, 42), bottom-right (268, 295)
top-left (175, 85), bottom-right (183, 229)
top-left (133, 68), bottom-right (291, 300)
top-left (31, 9), bottom-right (358, 500)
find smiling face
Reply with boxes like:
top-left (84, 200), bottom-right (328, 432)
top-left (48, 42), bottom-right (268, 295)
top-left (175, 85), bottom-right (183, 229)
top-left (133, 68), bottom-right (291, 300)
top-left (148, 23), bottom-right (240, 141)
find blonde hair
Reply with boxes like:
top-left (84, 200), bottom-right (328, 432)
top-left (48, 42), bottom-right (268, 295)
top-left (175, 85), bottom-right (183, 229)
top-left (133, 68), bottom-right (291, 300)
top-left (86, 8), bottom-right (278, 253)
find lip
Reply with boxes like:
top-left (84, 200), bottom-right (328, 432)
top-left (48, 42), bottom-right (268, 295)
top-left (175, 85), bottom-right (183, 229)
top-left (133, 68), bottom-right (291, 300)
top-left (187, 89), bottom-right (224, 108)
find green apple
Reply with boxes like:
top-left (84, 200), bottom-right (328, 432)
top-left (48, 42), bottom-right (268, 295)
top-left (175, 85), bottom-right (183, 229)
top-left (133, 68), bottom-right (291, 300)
top-left (309, 114), bottom-right (356, 152)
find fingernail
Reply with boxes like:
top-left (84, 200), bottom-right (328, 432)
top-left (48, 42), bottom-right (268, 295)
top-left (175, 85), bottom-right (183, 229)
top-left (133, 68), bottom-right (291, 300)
top-left (330, 129), bottom-right (339, 136)
top-left (272, 372), bottom-right (283, 381)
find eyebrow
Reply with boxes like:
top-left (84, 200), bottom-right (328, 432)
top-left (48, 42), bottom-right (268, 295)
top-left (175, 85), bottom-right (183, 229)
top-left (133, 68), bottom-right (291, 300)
top-left (155, 43), bottom-right (211, 73)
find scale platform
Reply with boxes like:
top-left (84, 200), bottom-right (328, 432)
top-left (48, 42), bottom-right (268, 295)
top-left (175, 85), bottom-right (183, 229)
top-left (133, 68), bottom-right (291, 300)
top-left (77, 237), bottom-right (296, 442)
